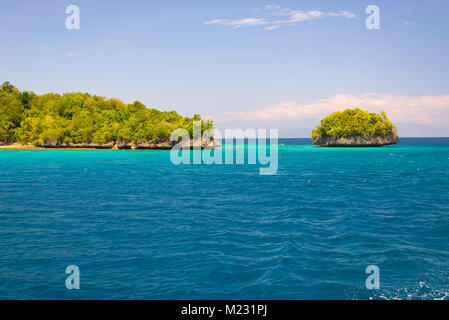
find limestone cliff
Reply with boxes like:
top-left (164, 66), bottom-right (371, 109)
top-left (313, 130), bottom-right (398, 147)
top-left (35, 138), bottom-right (221, 150)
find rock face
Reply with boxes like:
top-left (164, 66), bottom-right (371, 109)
top-left (35, 138), bottom-right (221, 150)
top-left (313, 131), bottom-right (398, 147)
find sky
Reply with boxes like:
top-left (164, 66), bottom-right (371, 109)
top-left (1, 0), bottom-right (449, 137)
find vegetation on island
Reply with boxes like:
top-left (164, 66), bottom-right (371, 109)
top-left (0, 82), bottom-right (213, 146)
top-left (311, 108), bottom-right (396, 139)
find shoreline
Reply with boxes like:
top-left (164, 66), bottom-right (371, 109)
top-left (0, 141), bottom-right (221, 151)
top-left (0, 144), bottom-right (174, 151)
top-left (0, 144), bottom-right (40, 150)
top-left (0, 146), bottom-right (172, 151)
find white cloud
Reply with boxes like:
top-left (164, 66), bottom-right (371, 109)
top-left (285, 10), bottom-right (325, 23)
top-left (205, 18), bottom-right (267, 28)
top-left (205, 5), bottom-right (356, 30)
top-left (265, 25), bottom-right (280, 31)
top-left (266, 4), bottom-right (281, 10)
top-left (209, 93), bottom-right (449, 127)
top-left (328, 10), bottom-right (356, 19)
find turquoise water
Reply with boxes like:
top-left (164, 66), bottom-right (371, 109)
top-left (0, 138), bottom-right (448, 299)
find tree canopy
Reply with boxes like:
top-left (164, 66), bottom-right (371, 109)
top-left (0, 82), bottom-right (213, 145)
top-left (311, 108), bottom-right (396, 139)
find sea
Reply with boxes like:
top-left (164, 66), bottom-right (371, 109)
top-left (0, 138), bottom-right (448, 299)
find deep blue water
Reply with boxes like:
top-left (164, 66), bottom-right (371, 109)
top-left (0, 138), bottom-right (448, 299)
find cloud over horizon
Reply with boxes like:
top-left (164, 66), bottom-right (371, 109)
top-left (208, 93), bottom-right (449, 136)
top-left (205, 4), bottom-right (356, 30)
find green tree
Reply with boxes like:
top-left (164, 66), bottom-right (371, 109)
top-left (0, 81), bottom-right (214, 146)
top-left (312, 108), bottom-right (396, 139)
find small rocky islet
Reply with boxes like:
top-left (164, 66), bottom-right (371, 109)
top-left (311, 108), bottom-right (398, 147)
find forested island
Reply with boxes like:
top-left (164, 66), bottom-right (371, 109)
top-left (0, 82), bottom-right (214, 149)
top-left (312, 108), bottom-right (398, 147)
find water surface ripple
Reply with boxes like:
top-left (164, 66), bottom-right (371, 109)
top-left (0, 138), bottom-right (448, 299)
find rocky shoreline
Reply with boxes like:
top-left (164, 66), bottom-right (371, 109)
top-left (0, 138), bottom-right (221, 150)
top-left (313, 131), bottom-right (398, 147)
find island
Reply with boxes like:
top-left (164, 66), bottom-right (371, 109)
top-left (0, 82), bottom-right (218, 149)
top-left (311, 108), bottom-right (398, 147)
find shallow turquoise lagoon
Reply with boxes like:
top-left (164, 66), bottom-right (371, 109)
top-left (0, 138), bottom-right (448, 299)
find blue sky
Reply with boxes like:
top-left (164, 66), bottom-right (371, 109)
top-left (1, 0), bottom-right (449, 136)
